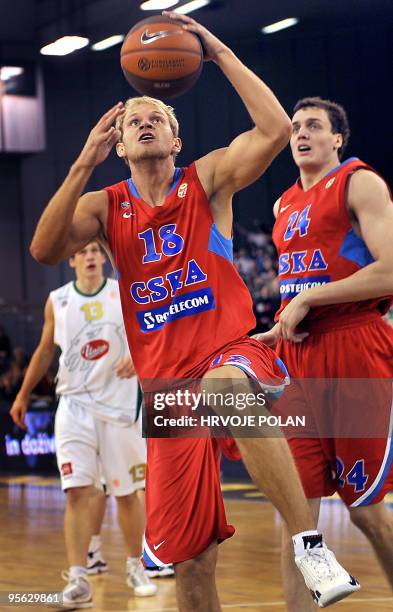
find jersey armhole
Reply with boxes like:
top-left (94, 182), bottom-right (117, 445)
top-left (187, 162), bottom-right (215, 221)
top-left (341, 164), bottom-right (378, 221)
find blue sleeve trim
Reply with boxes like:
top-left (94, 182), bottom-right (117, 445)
top-left (338, 228), bottom-right (374, 268)
top-left (208, 224), bottom-right (233, 263)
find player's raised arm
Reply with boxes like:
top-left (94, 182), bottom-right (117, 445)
top-left (30, 103), bottom-right (125, 265)
top-left (164, 11), bottom-right (292, 197)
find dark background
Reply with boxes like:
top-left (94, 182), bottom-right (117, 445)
top-left (1, 0), bottom-right (393, 350)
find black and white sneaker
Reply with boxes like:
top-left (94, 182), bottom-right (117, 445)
top-left (295, 535), bottom-right (360, 608)
top-left (86, 550), bottom-right (108, 575)
top-left (146, 564), bottom-right (175, 578)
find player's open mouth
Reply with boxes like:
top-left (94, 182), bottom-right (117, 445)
top-left (87, 264), bottom-right (96, 270)
top-left (139, 133), bottom-right (155, 142)
top-left (298, 144), bottom-right (311, 153)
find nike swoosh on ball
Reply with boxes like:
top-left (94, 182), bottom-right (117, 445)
top-left (140, 30), bottom-right (179, 45)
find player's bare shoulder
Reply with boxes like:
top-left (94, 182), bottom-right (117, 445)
top-left (77, 189), bottom-right (109, 226)
top-left (71, 189), bottom-right (110, 245)
top-left (194, 148), bottom-right (228, 199)
top-left (347, 168), bottom-right (391, 214)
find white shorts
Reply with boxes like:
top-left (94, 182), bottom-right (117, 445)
top-left (55, 396), bottom-right (146, 496)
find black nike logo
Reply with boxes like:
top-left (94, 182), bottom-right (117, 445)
top-left (140, 29), bottom-right (181, 45)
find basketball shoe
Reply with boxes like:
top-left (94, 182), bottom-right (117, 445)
top-left (146, 563), bottom-right (175, 578)
top-left (86, 549), bottom-right (108, 575)
top-left (126, 558), bottom-right (158, 597)
top-left (59, 570), bottom-right (93, 609)
top-left (294, 534), bottom-right (360, 607)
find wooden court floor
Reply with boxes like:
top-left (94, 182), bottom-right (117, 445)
top-left (0, 476), bottom-right (392, 611)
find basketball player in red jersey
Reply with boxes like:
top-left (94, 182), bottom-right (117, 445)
top-left (29, 13), bottom-right (359, 610)
top-left (258, 97), bottom-right (393, 610)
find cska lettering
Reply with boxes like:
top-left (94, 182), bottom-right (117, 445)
top-left (279, 249), bottom-right (328, 275)
top-left (130, 259), bottom-right (207, 305)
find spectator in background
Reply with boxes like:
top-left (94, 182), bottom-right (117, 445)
top-left (247, 218), bottom-right (271, 249)
top-left (234, 247), bottom-right (256, 281)
top-left (0, 347), bottom-right (28, 400)
top-left (0, 325), bottom-right (12, 374)
top-left (29, 369), bottom-right (56, 408)
top-left (233, 222), bottom-right (281, 332)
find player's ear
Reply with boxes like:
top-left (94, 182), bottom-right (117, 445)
top-left (334, 133), bottom-right (343, 151)
top-left (172, 136), bottom-right (182, 156)
top-left (69, 256), bottom-right (76, 269)
top-left (116, 141), bottom-right (126, 158)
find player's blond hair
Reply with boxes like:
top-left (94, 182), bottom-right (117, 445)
top-left (116, 96), bottom-right (179, 138)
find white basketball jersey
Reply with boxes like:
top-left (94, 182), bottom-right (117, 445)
top-left (51, 278), bottom-right (137, 425)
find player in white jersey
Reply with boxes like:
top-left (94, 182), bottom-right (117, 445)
top-left (10, 241), bottom-right (157, 608)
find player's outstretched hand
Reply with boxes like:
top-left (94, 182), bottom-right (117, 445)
top-left (163, 11), bottom-right (228, 62)
top-left (278, 294), bottom-right (310, 342)
top-left (10, 394), bottom-right (29, 430)
top-left (75, 102), bottom-right (125, 169)
top-left (116, 356), bottom-right (136, 379)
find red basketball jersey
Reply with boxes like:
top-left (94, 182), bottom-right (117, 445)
top-left (106, 163), bottom-right (255, 380)
top-left (272, 157), bottom-right (392, 323)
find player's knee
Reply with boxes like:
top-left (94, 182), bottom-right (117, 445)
top-left (66, 486), bottom-right (90, 507)
top-left (175, 547), bottom-right (217, 582)
top-left (116, 490), bottom-right (138, 507)
top-left (175, 559), bottom-right (214, 584)
top-left (349, 505), bottom-right (390, 537)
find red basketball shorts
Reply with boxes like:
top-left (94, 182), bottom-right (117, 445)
top-left (276, 312), bottom-right (393, 507)
top-left (142, 335), bottom-right (289, 568)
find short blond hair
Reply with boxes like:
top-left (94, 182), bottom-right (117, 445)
top-left (116, 96), bottom-right (179, 138)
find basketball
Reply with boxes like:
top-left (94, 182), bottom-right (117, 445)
top-left (120, 15), bottom-right (203, 99)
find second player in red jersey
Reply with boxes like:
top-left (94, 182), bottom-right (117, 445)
top-left (258, 96), bottom-right (393, 610)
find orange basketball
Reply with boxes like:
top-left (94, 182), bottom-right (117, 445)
top-left (120, 16), bottom-right (203, 99)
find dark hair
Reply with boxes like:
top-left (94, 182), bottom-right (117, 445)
top-left (293, 97), bottom-right (350, 159)
top-left (70, 241), bottom-right (103, 258)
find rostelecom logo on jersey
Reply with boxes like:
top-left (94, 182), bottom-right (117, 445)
top-left (137, 288), bottom-right (215, 333)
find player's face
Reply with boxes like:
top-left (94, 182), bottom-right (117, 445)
top-left (118, 103), bottom-right (181, 163)
top-left (290, 107), bottom-right (342, 170)
top-left (70, 243), bottom-right (105, 279)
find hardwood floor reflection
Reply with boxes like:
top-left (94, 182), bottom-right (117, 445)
top-left (0, 477), bottom-right (391, 611)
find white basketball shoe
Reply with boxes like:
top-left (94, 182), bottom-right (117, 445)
top-left (59, 571), bottom-right (93, 609)
top-left (295, 534), bottom-right (360, 607)
top-left (126, 558), bottom-right (158, 597)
